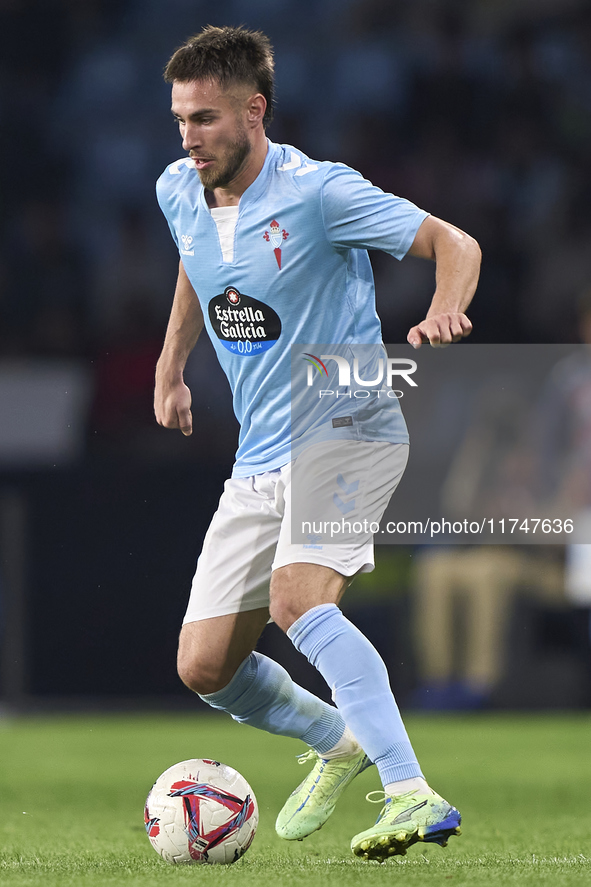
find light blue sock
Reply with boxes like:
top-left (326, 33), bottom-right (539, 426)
top-left (288, 603), bottom-right (423, 786)
top-left (199, 651), bottom-right (346, 754)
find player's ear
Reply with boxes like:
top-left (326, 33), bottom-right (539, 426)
top-left (246, 93), bottom-right (266, 127)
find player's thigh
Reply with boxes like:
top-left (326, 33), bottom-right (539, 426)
top-left (270, 441), bottom-right (408, 630)
top-left (183, 473), bottom-right (283, 625)
top-left (272, 441), bottom-right (407, 615)
top-left (178, 607), bottom-right (270, 694)
top-left (269, 562), bottom-right (349, 631)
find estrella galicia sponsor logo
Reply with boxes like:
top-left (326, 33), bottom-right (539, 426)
top-left (209, 286), bottom-right (282, 356)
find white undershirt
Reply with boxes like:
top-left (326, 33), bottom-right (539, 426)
top-left (210, 205), bottom-right (239, 263)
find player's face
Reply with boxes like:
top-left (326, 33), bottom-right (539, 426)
top-left (171, 79), bottom-right (252, 191)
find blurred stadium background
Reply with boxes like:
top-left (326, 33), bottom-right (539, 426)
top-left (1, 0), bottom-right (591, 713)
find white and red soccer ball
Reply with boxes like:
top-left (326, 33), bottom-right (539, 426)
top-left (144, 758), bottom-right (258, 865)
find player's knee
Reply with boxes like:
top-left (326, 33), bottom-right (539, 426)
top-left (268, 594), bottom-right (303, 634)
top-left (176, 651), bottom-right (204, 693)
top-left (176, 648), bottom-right (227, 695)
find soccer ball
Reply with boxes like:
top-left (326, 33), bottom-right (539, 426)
top-left (144, 758), bottom-right (258, 865)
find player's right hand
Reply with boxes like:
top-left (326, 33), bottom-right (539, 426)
top-left (407, 312), bottom-right (472, 349)
top-left (154, 377), bottom-right (193, 436)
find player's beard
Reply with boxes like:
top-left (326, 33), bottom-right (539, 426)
top-left (194, 128), bottom-right (252, 191)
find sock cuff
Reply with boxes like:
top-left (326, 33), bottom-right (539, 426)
top-left (287, 603), bottom-right (341, 656)
top-left (375, 740), bottom-right (424, 785)
top-left (198, 652), bottom-right (258, 709)
top-left (302, 707), bottom-right (346, 754)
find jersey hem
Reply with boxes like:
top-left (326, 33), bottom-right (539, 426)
top-left (230, 433), bottom-right (410, 478)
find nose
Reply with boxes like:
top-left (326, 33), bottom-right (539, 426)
top-left (182, 121), bottom-right (200, 153)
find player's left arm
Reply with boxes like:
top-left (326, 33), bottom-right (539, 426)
top-left (406, 216), bottom-right (481, 348)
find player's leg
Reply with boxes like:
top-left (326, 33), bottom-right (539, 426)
top-left (271, 562), bottom-right (422, 784)
top-left (271, 565), bottom-right (460, 859)
top-left (178, 608), bottom-right (348, 751)
top-left (179, 472), bottom-right (351, 761)
top-left (272, 441), bottom-right (460, 859)
top-left (177, 609), bottom-right (270, 695)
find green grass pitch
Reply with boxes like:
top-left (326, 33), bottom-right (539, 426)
top-left (1, 712), bottom-right (590, 886)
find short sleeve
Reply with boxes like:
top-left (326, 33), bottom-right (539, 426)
top-left (320, 163), bottom-right (429, 260)
top-left (165, 218), bottom-right (180, 249)
top-left (156, 173), bottom-right (180, 250)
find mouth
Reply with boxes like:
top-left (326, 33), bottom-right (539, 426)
top-left (190, 156), bottom-right (214, 170)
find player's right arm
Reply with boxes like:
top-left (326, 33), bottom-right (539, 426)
top-left (154, 260), bottom-right (204, 436)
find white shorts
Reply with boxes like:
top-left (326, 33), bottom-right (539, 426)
top-left (183, 440), bottom-right (409, 624)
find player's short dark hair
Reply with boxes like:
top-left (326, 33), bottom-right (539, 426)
top-left (164, 25), bottom-right (275, 129)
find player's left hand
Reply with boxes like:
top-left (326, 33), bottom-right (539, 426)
top-left (407, 312), bottom-right (472, 349)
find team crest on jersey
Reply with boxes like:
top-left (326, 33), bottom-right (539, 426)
top-left (263, 220), bottom-right (289, 269)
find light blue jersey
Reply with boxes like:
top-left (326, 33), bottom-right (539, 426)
top-left (156, 141), bottom-right (428, 477)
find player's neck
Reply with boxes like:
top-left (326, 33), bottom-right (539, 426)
top-left (206, 136), bottom-right (268, 208)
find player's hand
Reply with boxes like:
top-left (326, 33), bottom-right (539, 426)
top-left (154, 376), bottom-right (193, 436)
top-left (407, 312), bottom-right (472, 349)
